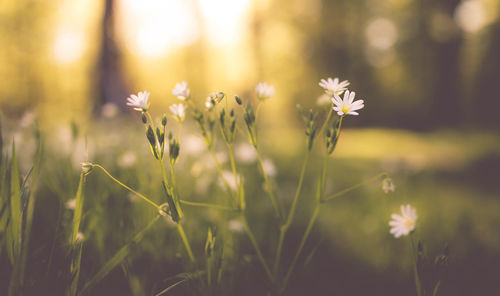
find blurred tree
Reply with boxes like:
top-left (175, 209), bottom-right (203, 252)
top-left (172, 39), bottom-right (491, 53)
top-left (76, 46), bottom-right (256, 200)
top-left (95, 0), bottom-right (129, 113)
top-left (426, 0), bottom-right (463, 128)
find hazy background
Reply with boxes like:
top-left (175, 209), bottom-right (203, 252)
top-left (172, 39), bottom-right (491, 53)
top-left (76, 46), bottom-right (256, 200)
top-left (1, 0), bottom-right (500, 295)
top-left (1, 0), bottom-right (500, 129)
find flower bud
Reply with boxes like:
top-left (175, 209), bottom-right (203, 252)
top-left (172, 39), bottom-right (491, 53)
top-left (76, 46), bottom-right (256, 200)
top-left (141, 113), bottom-right (148, 124)
top-left (162, 115), bottom-right (167, 126)
top-left (80, 162), bottom-right (94, 175)
top-left (235, 95), bottom-right (242, 105)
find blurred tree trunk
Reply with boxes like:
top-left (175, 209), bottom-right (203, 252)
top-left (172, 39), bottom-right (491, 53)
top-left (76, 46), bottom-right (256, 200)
top-left (475, 21), bottom-right (500, 129)
top-left (427, 0), bottom-right (462, 128)
top-left (95, 0), bottom-right (129, 113)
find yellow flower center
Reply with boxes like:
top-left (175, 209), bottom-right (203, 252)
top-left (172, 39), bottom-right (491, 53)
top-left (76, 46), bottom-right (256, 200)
top-left (403, 219), bottom-right (415, 229)
top-left (341, 106), bottom-right (350, 113)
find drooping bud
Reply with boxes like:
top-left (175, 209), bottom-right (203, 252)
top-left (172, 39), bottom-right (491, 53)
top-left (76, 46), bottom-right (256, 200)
top-left (219, 109), bottom-right (226, 127)
top-left (235, 95), bottom-right (242, 105)
top-left (80, 162), bottom-right (94, 175)
top-left (146, 125), bottom-right (159, 159)
top-left (141, 113), bottom-right (148, 124)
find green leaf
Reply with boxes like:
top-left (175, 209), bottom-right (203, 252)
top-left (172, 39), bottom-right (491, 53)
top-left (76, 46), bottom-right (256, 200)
top-left (78, 215), bottom-right (160, 296)
top-left (7, 141), bottom-right (22, 265)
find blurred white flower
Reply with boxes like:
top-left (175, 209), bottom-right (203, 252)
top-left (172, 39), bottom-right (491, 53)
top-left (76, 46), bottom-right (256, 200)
top-left (236, 142), bottom-right (257, 163)
top-left (219, 170), bottom-right (239, 191)
top-left (382, 177), bottom-right (395, 193)
top-left (75, 232), bottom-right (85, 242)
top-left (20, 111), bottom-right (36, 128)
top-left (255, 82), bottom-right (275, 101)
top-left (170, 103), bottom-right (187, 122)
top-left (389, 204), bottom-right (417, 238)
top-left (262, 157), bottom-right (276, 177)
top-left (205, 92), bottom-right (225, 110)
top-left (332, 90), bottom-right (364, 116)
top-left (101, 103), bottom-right (119, 118)
top-left (319, 77), bottom-right (350, 97)
top-left (65, 198), bottom-right (76, 210)
top-left (126, 91), bottom-right (150, 111)
top-left (172, 81), bottom-right (190, 100)
top-left (316, 93), bottom-right (332, 106)
top-left (118, 151), bottom-right (136, 168)
top-left (227, 219), bottom-right (244, 232)
top-left (182, 135), bottom-right (206, 156)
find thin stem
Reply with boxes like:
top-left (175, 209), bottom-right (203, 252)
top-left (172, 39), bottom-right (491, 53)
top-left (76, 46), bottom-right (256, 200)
top-left (209, 148), bottom-right (233, 194)
top-left (255, 148), bottom-right (281, 218)
top-left (180, 200), bottom-right (234, 211)
top-left (177, 223), bottom-right (195, 262)
top-left (227, 143), bottom-right (239, 195)
top-left (318, 104), bottom-right (334, 137)
top-left (93, 164), bottom-right (160, 210)
top-left (322, 172), bottom-right (388, 203)
top-left (273, 149), bottom-right (310, 275)
top-left (281, 203), bottom-right (320, 293)
top-left (410, 233), bottom-right (423, 296)
top-left (240, 213), bottom-right (273, 282)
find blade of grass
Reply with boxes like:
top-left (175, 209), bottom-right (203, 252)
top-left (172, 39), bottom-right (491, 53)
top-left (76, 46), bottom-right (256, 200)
top-left (7, 141), bottom-right (21, 265)
top-left (67, 169), bottom-right (87, 296)
top-left (78, 215), bottom-right (160, 296)
top-left (71, 172), bottom-right (86, 244)
top-left (18, 127), bottom-right (43, 287)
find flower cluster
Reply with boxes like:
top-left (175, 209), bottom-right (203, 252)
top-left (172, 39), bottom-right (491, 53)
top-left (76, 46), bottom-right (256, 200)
top-left (319, 77), bottom-right (364, 116)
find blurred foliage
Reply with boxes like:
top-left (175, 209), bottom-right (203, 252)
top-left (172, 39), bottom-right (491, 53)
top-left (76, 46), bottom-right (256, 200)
top-left (1, 0), bottom-right (500, 129)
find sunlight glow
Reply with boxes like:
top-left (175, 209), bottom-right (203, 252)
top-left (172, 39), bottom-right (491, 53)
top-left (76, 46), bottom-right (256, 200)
top-left (52, 30), bottom-right (85, 65)
top-left (454, 0), bottom-right (487, 33)
top-left (119, 0), bottom-right (199, 58)
top-left (365, 18), bottom-right (398, 51)
top-left (198, 0), bottom-right (250, 45)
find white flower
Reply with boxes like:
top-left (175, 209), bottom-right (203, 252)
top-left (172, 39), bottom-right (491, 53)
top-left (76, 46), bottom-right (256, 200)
top-left (236, 142), bottom-right (257, 163)
top-left (262, 157), bottom-right (276, 177)
top-left (255, 82), bottom-right (275, 101)
top-left (75, 232), bottom-right (85, 242)
top-left (172, 81), bottom-right (190, 100)
top-left (118, 151), bottom-right (136, 168)
top-left (382, 177), bottom-right (395, 193)
top-left (227, 219), bottom-right (244, 232)
top-left (389, 204), bottom-right (418, 238)
top-left (205, 92), bottom-right (225, 110)
top-left (219, 170), bottom-right (239, 191)
top-left (316, 93), bottom-right (332, 106)
top-left (126, 91), bottom-right (150, 111)
top-left (65, 198), bottom-right (76, 210)
top-left (332, 90), bottom-right (364, 116)
top-left (101, 103), bottom-right (119, 118)
top-left (169, 103), bottom-right (187, 122)
top-left (319, 77), bottom-right (350, 96)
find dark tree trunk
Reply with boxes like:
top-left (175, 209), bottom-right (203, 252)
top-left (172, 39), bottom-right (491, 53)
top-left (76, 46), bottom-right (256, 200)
top-left (95, 0), bottom-right (129, 113)
top-left (427, 0), bottom-right (463, 128)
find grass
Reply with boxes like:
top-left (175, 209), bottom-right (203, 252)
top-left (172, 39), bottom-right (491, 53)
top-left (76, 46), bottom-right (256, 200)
top-left (0, 110), bottom-right (499, 295)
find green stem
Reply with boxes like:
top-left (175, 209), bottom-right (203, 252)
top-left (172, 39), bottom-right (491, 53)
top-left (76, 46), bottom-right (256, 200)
top-left (321, 172), bottom-right (388, 203)
top-left (93, 164), bottom-right (160, 210)
top-left (273, 149), bottom-right (310, 275)
top-left (180, 200), bottom-right (234, 211)
top-left (410, 233), bottom-right (423, 296)
top-left (227, 143), bottom-right (239, 194)
top-left (281, 203), bottom-right (320, 293)
top-left (209, 148), bottom-right (233, 195)
top-left (177, 223), bottom-right (195, 262)
top-left (169, 162), bottom-right (183, 218)
top-left (255, 148), bottom-right (281, 218)
top-left (318, 104), bottom-right (334, 137)
top-left (241, 213), bottom-right (273, 282)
